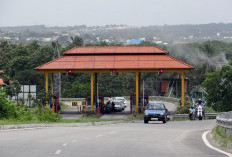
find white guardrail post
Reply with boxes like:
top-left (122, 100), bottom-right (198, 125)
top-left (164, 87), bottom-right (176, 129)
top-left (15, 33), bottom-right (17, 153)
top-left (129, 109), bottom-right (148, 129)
top-left (216, 111), bottom-right (232, 135)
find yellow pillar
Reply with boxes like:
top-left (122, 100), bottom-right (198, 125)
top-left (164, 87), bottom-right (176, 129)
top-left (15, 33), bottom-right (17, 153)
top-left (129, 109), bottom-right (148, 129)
top-left (95, 73), bottom-right (98, 96)
top-left (91, 73), bottom-right (94, 109)
top-left (181, 72), bottom-right (185, 106)
top-left (45, 72), bottom-right (49, 107)
top-left (136, 72), bottom-right (139, 114)
top-left (138, 73), bottom-right (141, 96)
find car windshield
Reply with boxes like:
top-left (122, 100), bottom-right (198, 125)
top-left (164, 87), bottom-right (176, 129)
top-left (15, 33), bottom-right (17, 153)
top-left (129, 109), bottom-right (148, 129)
top-left (147, 103), bottom-right (165, 110)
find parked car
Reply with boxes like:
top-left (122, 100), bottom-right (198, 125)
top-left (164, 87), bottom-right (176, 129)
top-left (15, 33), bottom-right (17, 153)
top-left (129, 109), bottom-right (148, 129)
top-left (112, 100), bottom-right (123, 111)
top-left (144, 102), bottom-right (169, 124)
top-left (114, 97), bottom-right (127, 109)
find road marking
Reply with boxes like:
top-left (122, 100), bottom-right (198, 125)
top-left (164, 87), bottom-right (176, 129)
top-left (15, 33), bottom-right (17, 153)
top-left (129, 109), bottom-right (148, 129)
top-left (72, 140), bottom-right (77, 143)
top-left (96, 135), bottom-right (103, 138)
top-left (55, 149), bottom-right (62, 155)
top-left (63, 143), bottom-right (68, 147)
top-left (202, 131), bottom-right (232, 157)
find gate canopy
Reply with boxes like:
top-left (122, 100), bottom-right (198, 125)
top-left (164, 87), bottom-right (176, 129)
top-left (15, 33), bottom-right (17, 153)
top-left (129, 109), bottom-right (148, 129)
top-left (35, 46), bottom-right (194, 112)
top-left (35, 46), bottom-right (194, 72)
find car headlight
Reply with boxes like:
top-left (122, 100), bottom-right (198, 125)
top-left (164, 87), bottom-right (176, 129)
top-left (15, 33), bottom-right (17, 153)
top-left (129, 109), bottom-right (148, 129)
top-left (145, 113), bottom-right (149, 116)
top-left (160, 113), bottom-right (164, 115)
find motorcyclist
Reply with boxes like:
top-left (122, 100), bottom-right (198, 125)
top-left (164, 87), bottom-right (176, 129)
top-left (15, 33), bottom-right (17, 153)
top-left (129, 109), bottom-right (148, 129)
top-left (194, 98), bottom-right (205, 117)
top-left (189, 105), bottom-right (195, 120)
top-left (189, 105), bottom-right (195, 114)
top-left (108, 96), bottom-right (113, 102)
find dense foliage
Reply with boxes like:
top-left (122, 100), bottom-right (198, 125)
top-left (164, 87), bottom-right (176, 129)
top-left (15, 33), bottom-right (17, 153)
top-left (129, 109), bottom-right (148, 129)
top-left (0, 91), bottom-right (61, 122)
top-left (202, 61), bottom-right (232, 111)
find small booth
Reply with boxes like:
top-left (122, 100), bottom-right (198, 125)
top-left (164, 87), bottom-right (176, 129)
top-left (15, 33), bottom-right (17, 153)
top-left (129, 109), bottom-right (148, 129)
top-left (130, 94), bottom-right (149, 113)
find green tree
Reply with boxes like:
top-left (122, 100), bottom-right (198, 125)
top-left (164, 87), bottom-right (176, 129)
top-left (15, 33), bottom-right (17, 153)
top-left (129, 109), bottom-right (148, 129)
top-left (2, 75), bottom-right (21, 99)
top-left (202, 61), bottom-right (232, 111)
top-left (70, 35), bottom-right (84, 47)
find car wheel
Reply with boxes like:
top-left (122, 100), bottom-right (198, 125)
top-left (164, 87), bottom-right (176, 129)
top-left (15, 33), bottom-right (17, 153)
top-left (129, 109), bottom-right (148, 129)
top-left (163, 117), bottom-right (167, 123)
top-left (144, 118), bottom-right (148, 124)
top-left (144, 119), bottom-right (148, 124)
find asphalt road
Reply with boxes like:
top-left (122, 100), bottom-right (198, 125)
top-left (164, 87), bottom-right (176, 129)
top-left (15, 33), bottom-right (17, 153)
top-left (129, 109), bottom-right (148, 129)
top-left (0, 120), bottom-right (227, 157)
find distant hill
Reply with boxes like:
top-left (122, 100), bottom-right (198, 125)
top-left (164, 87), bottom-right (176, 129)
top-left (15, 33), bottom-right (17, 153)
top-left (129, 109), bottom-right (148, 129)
top-left (0, 23), bottom-right (232, 45)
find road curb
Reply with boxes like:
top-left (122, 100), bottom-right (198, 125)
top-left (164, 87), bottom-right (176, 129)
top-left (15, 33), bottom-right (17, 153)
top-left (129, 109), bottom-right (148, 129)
top-left (0, 120), bottom-right (125, 130)
top-left (202, 131), bottom-right (232, 157)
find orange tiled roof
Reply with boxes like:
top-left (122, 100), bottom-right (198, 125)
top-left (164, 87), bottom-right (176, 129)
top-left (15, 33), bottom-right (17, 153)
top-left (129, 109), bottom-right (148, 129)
top-left (64, 46), bottom-right (169, 55)
top-left (0, 70), bottom-right (3, 73)
top-left (35, 46), bottom-right (194, 70)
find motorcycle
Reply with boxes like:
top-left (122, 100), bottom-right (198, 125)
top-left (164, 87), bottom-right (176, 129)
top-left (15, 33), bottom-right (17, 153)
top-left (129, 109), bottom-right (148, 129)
top-left (195, 105), bottom-right (203, 120)
top-left (189, 109), bottom-right (195, 120)
top-left (102, 101), bottom-right (114, 113)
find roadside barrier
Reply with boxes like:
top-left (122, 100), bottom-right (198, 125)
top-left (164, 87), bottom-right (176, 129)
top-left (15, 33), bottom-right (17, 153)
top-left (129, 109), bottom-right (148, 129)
top-left (216, 111), bottom-right (232, 135)
top-left (173, 113), bottom-right (219, 118)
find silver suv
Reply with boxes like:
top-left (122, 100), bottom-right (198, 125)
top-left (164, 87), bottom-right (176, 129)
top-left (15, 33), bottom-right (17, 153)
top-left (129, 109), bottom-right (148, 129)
top-left (114, 97), bottom-right (127, 109)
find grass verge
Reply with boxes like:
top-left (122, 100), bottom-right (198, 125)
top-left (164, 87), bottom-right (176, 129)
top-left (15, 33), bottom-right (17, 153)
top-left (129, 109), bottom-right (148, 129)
top-left (212, 126), bottom-right (232, 150)
top-left (0, 114), bottom-right (122, 125)
top-left (127, 114), bottom-right (144, 121)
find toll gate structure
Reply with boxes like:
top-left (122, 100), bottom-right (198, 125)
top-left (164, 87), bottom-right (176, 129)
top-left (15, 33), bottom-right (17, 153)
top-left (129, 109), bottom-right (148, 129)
top-left (35, 46), bottom-right (194, 113)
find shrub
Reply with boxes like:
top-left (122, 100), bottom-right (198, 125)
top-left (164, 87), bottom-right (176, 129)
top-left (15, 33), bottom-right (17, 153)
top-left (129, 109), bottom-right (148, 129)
top-left (16, 106), bottom-right (34, 121)
top-left (36, 106), bottom-right (61, 122)
top-left (176, 101), bottom-right (192, 114)
top-left (82, 107), bottom-right (96, 116)
top-left (0, 92), bottom-right (18, 119)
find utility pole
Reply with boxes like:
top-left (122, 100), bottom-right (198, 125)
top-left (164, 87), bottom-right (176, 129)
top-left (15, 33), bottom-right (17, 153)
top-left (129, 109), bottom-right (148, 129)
top-left (143, 80), bottom-right (145, 106)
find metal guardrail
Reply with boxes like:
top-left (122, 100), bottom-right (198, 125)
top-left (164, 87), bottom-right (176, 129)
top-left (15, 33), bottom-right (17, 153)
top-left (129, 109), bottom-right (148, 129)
top-left (60, 98), bottom-right (85, 101)
top-left (216, 111), bottom-right (232, 135)
top-left (173, 113), bottom-right (219, 118)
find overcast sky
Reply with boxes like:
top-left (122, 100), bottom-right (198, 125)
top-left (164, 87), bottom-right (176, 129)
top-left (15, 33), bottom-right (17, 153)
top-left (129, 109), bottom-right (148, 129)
top-left (1, 0), bottom-right (232, 27)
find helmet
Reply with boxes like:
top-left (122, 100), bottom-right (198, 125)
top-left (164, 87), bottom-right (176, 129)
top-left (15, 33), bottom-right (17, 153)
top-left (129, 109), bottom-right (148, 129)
top-left (198, 98), bottom-right (202, 102)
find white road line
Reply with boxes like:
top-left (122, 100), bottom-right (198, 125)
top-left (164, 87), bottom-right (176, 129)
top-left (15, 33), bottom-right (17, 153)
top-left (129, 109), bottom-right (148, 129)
top-left (63, 143), bottom-right (68, 147)
top-left (55, 149), bottom-right (62, 155)
top-left (96, 135), bottom-right (103, 138)
top-left (72, 140), bottom-right (77, 143)
top-left (202, 131), bottom-right (232, 157)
